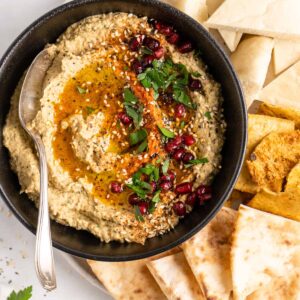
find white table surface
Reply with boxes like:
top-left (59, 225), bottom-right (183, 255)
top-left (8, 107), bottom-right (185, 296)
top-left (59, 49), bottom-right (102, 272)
top-left (0, 1), bottom-right (111, 299)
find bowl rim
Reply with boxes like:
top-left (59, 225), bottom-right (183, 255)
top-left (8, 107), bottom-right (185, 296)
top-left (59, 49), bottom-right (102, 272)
top-left (0, 0), bottom-right (247, 261)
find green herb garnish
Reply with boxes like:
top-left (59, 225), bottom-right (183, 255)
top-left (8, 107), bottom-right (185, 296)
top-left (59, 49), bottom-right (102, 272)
top-left (129, 129), bottom-right (147, 146)
top-left (134, 205), bottom-right (144, 222)
top-left (185, 158), bottom-right (209, 168)
top-left (137, 139), bottom-right (148, 153)
top-left (86, 106), bottom-right (95, 114)
top-left (152, 190), bottom-right (161, 203)
top-left (76, 86), bottom-right (87, 94)
top-left (162, 159), bottom-right (170, 175)
top-left (123, 88), bottom-right (143, 128)
top-left (141, 47), bottom-right (153, 55)
top-left (191, 71), bottom-right (201, 77)
top-left (7, 286), bottom-right (32, 300)
top-left (180, 121), bottom-right (185, 129)
top-left (204, 111), bottom-right (212, 120)
top-left (157, 125), bottom-right (175, 138)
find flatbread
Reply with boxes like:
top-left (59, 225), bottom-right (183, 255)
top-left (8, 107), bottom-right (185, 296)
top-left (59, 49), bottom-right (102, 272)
top-left (205, 0), bottom-right (300, 40)
top-left (248, 189), bottom-right (300, 222)
top-left (259, 102), bottom-right (300, 129)
top-left (263, 55), bottom-right (276, 86)
top-left (87, 248), bottom-right (180, 300)
top-left (225, 189), bottom-right (252, 209)
top-left (206, 0), bottom-right (224, 16)
top-left (230, 36), bottom-right (274, 107)
top-left (286, 163), bottom-right (300, 191)
top-left (273, 39), bottom-right (300, 74)
top-left (182, 207), bottom-right (237, 300)
top-left (231, 205), bottom-right (300, 300)
top-left (247, 130), bottom-right (300, 192)
top-left (219, 30), bottom-right (242, 52)
top-left (258, 60), bottom-right (300, 111)
top-left (235, 114), bottom-right (295, 194)
top-left (247, 272), bottom-right (300, 300)
top-left (147, 252), bottom-right (205, 300)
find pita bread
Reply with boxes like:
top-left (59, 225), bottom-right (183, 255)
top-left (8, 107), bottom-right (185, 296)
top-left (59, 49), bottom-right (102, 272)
top-left (286, 163), bottom-right (300, 191)
top-left (225, 189), bottom-right (252, 209)
top-left (259, 102), bottom-right (300, 129)
top-left (230, 36), bottom-right (274, 107)
top-left (273, 39), bottom-right (300, 74)
top-left (248, 188), bottom-right (300, 222)
top-left (182, 207), bottom-right (237, 300)
top-left (147, 252), bottom-right (205, 300)
top-left (206, 0), bottom-right (300, 40)
top-left (235, 114), bottom-right (295, 194)
top-left (206, 0), bottom-right (224, 16)
top-left (231, 205), bottom-right (300, 300)
top-left (219, 30), bottom-right (242, 52)
top-left (87, 248), bottom-right (180, 300)
top-left (247, 130), bottom-right (300, 192)
top-left (247, 272), bottom-right (300, 300)
top-left (258, 60), bottom-right (300, 111)
top-left (263, 56), bottom-right (277, 86)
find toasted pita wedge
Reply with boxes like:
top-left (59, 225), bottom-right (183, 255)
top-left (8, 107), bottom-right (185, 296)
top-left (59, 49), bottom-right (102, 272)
top-left (219, 30), bottom-right (242, 52)
top-left (286, 163), bottom-right (300, 191)
top-left (247, 272), bottom-right (300, 300)
top-left (147, 252), bottom-right (205, 300)
top-left (259, 102), bottom-right (300, 129)
top-left (206, 0), bottom-right (224, 16)
top-left (231, 205), bottom-right (300, 300)
top-left (182, 207), bottom-right (237, 300)
top-left (235, 114), bottom-right (295, 194)
top-left (206, 0), bottom-right (300, 40)
top-left (264, 56), bottom-right (277, 86)
top-left (273, 39), bottom-right (300, 74)
top-left (230, 36), bottom-right (274, 107)
top-left (247, 130), bottom-right (300, 192)
top-left (258, 60), bottom-right (300, 111)
top-left (87, 249), bottom-right (180, 300)
top-left (225, 189), bottom-right (253, 209)
top-left (248, 188), bottom-right (300, 222)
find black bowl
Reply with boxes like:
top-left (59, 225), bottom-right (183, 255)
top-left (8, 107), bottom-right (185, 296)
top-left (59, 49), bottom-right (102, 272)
top-left (0, 0), bottom-right (247, 261)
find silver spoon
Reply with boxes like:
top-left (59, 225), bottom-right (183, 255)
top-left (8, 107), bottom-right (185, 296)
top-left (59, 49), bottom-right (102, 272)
top-left (19, 49), bottom-right (56, 291)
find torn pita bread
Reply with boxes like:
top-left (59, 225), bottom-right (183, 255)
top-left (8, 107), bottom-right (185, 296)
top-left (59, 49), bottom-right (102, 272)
top-left (264, 55), bottom-right (276, 86)
top-left (247, 130), bottom-right (300, 192)
top-left (182, 207), bottom-right (237, 300)
top-left (247, 271), bottom-right (300, 300)
top-left (259, 102), bottom-right (300, 129)
top-left (258, 60), bottom-right (300, 111)
top-left (230, 36), bottom-right (274, 107)
top-left (208, 29), bottom-right (231, 55)
top-left (286, 163), bottom-right (300, 191)
top-left (231, 205), bottom-right (300, 300)
top-left (273, 39), bottom-right (300, 74)
top-left (248, 188), bottom-right (300, 222)
top-left (225, 189), bottom-right (252, 209)
top-left (235, 114), bottom-right (295, 194)
top-left (219, 30), bottom-right (242, 52)
top-left (206, 0), bottom-right (300, 40)
top-left (147, 252), bottom-right (205, 300)
top-left (87, 249), bottom-right (180, 300)
top-left (206, 0), bottom-right (224, 16)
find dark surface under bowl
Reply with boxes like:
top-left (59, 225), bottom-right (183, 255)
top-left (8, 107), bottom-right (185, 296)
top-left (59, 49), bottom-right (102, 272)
top-left (0, 0), bottom-right (247, 261)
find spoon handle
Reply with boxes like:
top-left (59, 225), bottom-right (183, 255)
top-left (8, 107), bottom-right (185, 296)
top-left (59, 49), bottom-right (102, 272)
top-left (34, 134), bottom-right (56, 291)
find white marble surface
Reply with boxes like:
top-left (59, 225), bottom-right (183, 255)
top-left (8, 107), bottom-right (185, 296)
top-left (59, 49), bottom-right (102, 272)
top-left (0, 1), bottom-right (111, 299)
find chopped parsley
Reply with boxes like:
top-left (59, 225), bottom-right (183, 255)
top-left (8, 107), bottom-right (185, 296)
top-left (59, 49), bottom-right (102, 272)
top-left (123, 88), bottom-right (143, 128)
top-left (134, 205), bottom-right (144, 222)
top-left (86, 106), bottom-right (95, 114)
top-left (76, 86), bottom-right (87, 94)
top-left (129, 129), bottom-right (148, 151)
top-left (141, 47), bottom-right (153, 55)
top-left (162, 159), bottom-right (170, 175)
top-left (157, 125), bottom-right (175, 138)
top-left (191, 71), bottom-right (201, 77)
top-left (204, 111), bottom-right (212, 120)
top-left (7, 286), bottom-right (32, 300)
top-left (185, 158), bottom-right (209, 168)
top-left (152, 190), bottom-right (161, 203)
top-left (180, 121), bottom-right (186, 129)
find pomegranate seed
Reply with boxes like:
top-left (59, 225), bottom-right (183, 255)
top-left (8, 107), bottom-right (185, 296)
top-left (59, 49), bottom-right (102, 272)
top-left (129, 36), bottom-right (143, 51)
top-left (186, 192), bottom-right (197, 206)
top-left (165, 141), bottom-right (177, 154)
top-left (182, 152), bottom-right (195, 164)
top-left (110, 181), bottom-right (123, 193)
top-left (128, 194), bottom-right (140, 205)
top-left (173, 135), bottom-right (183, 146)
top-left (182, 134), bottom-right (196, 146)
top-left (173, 201), bottom-right (186, 216)
top-left (150, 181), bottom-right (157, 193)
top-left (199, 193), bottom-right (212, 202)
top-left (118, 112), bottom-right (132, 125)
top-left (178, 41), bottom-right (193, 53)
top-left (172, 148), bottom-right (185, 161)
top-left (189, 78), bottom-right (202, 91)
top-left (196, 185), bottom-right (211, 196)
top-left (154, 47), bottom-right (165, 59)
top-left (175, 182), bottom-right (192, 194)
top-left (161, 92), bottom-right (174, 104)
top-left (159, 25), bottom-right (173, 36)
top-left (153, 21), bottom-right (163, 30)
top-left (143, 37), bottom-right (160, 50)
top-left (160, 170), bottom-right (176, 182)
top-left (174, 104), bottom-right (186, 118)
top-left (141, 55), bottom-right (155, 68)
top-left (167, 33), bottom-right (180, 45)
top-left (160, 180), bottom-right (173, 191)
top-left (131, 59), bottom-right (144, 74)
top-left (138, 202), bottom-right (148, 215)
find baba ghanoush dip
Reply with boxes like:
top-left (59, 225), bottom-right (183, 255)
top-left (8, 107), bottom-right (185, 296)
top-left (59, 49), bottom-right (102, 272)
top-left (3, 13), bottom-right (226, 244)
